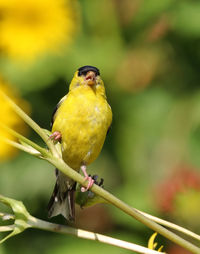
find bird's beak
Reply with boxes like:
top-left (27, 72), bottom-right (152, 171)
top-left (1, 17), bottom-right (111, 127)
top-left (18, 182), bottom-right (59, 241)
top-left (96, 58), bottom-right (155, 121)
top-left (85, 71), bottom-right (97, 86)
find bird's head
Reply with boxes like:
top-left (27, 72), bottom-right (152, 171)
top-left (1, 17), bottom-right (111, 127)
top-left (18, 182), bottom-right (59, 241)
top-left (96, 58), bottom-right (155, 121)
top-left (69, 66), bottom-right (106, 96)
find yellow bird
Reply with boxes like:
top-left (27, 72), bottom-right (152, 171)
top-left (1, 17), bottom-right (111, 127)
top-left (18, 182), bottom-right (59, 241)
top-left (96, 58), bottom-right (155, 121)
top-left (47, 66), bottom-right (112, 221)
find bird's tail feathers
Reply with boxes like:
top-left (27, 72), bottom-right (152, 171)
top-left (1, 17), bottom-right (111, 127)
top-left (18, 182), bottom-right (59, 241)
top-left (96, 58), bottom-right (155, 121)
top-left (47, 179), bottom-right (75, 221)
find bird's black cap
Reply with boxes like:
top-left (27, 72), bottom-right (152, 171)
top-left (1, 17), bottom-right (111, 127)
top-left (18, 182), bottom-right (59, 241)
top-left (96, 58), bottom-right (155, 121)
top-left (78, 66), bottom-right (100, 76)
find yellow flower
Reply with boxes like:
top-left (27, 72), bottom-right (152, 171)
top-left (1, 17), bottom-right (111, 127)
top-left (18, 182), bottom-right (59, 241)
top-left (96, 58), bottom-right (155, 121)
top-left (0, 0), bottom-right (77, 60)
top-left (0, 80), bottom-right (29, 160)
top-left (148, 232), bottom-right (164, 252)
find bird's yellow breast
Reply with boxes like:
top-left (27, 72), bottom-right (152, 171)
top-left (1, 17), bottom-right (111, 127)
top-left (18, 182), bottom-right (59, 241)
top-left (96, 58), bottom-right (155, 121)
top-left (52, 86), bottom-right (112, 170)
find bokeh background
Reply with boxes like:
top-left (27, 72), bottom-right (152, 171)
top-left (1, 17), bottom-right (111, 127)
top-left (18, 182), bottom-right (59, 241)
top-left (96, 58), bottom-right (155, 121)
top-left (1, 0), bottom-right (200, 253)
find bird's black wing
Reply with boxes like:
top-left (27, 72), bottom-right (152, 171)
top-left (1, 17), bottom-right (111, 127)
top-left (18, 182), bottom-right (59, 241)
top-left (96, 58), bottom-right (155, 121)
top-left (50, 95), bottom-right (66, 128)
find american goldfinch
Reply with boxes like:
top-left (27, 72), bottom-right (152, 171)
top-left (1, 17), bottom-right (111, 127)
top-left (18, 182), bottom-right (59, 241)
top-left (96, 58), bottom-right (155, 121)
top-left (47, 66), bottom-right (112, 221)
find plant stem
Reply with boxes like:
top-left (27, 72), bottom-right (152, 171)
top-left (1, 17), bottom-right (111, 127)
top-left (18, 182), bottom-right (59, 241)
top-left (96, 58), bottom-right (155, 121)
top-left (0, 137), bottom-right (41, 156)
top-left (0, 90), bottom-right (58, 156)
top-left (0, 123), bottom-right (48, 156)
top-left (0, 225), bottom-right (15, 232)
top-left (28, 216), bottom-right (164, 254)
top-left (136, 209), bottom-right (200, 242)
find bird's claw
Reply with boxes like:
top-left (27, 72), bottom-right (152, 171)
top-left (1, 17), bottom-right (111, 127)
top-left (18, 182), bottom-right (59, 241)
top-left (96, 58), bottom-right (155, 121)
top-left (80, 165), bottom-right (95, 192)
top-left (49, 131), bottom-right (62, 142)
top-left (81, 176), bottom-right (94, 192)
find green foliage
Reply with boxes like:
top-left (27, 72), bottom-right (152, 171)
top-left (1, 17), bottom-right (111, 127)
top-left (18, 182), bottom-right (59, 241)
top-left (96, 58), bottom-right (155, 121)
top-left (172, 2), bottom-right (200, 38)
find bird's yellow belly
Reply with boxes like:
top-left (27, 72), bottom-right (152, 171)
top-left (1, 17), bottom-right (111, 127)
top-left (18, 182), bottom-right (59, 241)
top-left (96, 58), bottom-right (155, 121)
top-left (52, 91), bottom-right (110, 170)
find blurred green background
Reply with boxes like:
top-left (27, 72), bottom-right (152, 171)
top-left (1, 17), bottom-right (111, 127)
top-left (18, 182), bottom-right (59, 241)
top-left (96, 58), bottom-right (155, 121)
top-left (1, 0), bottom-right (200, 253)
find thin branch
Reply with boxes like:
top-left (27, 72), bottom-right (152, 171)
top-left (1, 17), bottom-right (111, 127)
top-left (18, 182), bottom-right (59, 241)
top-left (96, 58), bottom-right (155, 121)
top-left (0, 90), bottom-right (58, 157)
top-left (28, 216), bottom-right (164, 254)
top-left (136, 209), bottom-right (200, 242)
top-left (0, 137), bottom-right (41, 156)
top-left (0, 195), bottom-right (164, 253)
top-left (0, 225), bottom-right (15, 232)
top-left (0, 123), bottom-right (48, 157)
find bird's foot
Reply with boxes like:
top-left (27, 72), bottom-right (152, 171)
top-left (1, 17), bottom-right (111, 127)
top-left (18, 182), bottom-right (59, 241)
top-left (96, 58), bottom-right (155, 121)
top-left (80, 165), bottom-right (94, 192)
top-left (87, 175), bottom-right (104, 198)
top-left (49, 131), bottom-right (62, 142)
